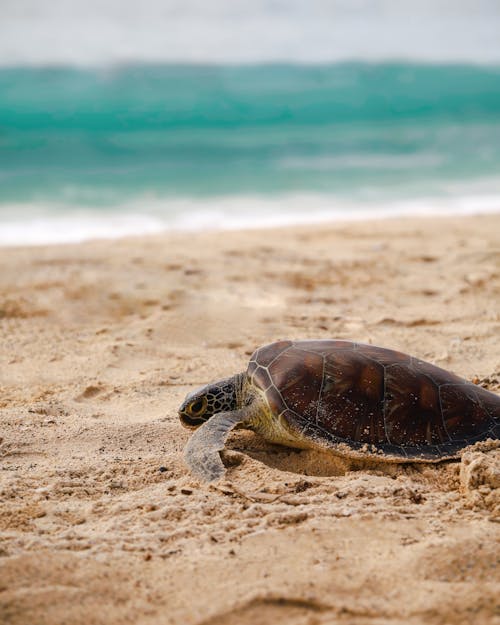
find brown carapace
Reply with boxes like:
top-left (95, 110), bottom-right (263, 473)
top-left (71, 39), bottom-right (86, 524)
top-left (247, 340), bottom-right (499, 459)
top-left (180, 340), bottom-right (500, 481)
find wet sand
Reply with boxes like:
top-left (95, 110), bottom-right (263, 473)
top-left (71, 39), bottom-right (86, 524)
top-left (1, 214), bottom-right (499, 625)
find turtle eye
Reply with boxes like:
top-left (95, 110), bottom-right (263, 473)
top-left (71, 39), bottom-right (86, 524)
top-left (189, 396), bottom-right (208, 417)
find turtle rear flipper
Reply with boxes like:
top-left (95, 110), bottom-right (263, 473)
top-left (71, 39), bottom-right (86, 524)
top-left (183, 410), bottom-right (248, 482)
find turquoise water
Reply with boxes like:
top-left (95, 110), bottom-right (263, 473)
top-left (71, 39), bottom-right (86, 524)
top-left (0, 62), bottom-right (500, 244)
top-left (1, 62), bottom-right (500, 242)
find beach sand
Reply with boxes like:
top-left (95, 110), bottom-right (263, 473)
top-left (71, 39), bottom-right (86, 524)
top-left (1, 214), bottom-right (499, 625)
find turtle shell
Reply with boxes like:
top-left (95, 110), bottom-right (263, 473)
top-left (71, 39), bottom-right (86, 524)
top-left (247, 339), bottom-right (500, 460)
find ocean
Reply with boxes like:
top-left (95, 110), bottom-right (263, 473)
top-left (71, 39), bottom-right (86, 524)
top-left (1, 2), bottom-right (500, 244)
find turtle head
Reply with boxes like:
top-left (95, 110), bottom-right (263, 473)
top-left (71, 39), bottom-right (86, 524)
top-left (178, 374), bottom-right (244, 429)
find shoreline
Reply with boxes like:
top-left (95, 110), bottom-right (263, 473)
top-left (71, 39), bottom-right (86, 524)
top-left (1, 194), bottom-right (500, 247)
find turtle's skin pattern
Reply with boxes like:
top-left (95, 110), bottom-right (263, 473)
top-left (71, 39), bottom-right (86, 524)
top-left (247, 339), bottom-right (500, 460)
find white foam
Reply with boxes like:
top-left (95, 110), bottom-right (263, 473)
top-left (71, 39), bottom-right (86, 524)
top-left (1, 0), bottom-right (500, 66)
top-left (1, 193), bottom-right (499, 247)
top-left (0, 212), bottom-right (165, 246)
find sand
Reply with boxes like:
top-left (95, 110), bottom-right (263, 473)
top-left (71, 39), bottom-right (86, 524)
top-left (0, 214), bottom-right (499, 625)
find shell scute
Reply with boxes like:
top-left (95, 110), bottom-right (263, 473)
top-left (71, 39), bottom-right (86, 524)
top-left (418, 376), bottom-right (440, 413)
top-left (358, 361), bottom-right (385, 402)
top-left (268, 346), bottom-right (323, 420)
top-left (440, 383), bottom-right (493, 439)
top-left (247, 360), bottom-right (258, 377)
top-left (323, 350), bottom-right (381, 395)
top-left (265, 385), bottom-right (287, 415)
top-left (251, 365), bottom-right (273, 393)
top-left (320, 350), bottom-right (386, 443)
top-left (475, 386), bottom-right (500, 422)
top-left (318, 351), bottom-right (386, 444)
top-left (384, 363), bottom-right (449, 445)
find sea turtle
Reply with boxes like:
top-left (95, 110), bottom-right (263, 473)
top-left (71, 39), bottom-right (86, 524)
top-left (178, 339), bottom-right (500, 482)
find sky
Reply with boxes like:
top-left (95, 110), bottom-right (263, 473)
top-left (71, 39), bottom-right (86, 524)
top-left (1, 0), bottom-right (500, 65)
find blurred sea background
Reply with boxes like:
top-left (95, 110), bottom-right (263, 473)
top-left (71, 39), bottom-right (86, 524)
top-left (1, 0), bottom-right (500, 245)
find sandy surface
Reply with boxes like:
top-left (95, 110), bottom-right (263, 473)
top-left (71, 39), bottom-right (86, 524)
top-left (1, 214), bottom-right (499, 625)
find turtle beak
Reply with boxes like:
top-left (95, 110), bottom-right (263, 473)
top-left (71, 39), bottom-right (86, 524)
top-left (178, 409), bottom-right (205, 430)
top-left (178, 387), bottom-right (210, 429)
top-left (178, 395), bottom-right (207, 429)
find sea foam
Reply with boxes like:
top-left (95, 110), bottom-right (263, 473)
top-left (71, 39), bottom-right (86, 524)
top-left (1, 193), bottom-right (499, 247)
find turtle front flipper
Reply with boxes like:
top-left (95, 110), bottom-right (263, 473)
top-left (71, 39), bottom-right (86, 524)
top-left (183, 410), bottom-right (248, 482)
